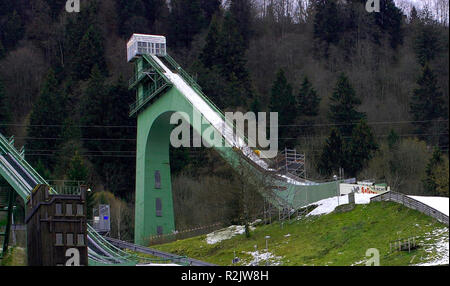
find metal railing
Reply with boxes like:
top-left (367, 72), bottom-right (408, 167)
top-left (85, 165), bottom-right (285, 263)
top-left (47, 180), bottom-right (85, 195)
top-left (104, 236), bottom-right (212, 266)
top-left (371, 191), bottom-right (449, 225)
top-left (128, 67), bottom-right (152, 88)
top-left (129, 81), bottom-right (171, 116)
top-left (0, 133), bottom-right (56, 196)
top-left (129, 55), bottom-right (173, 117)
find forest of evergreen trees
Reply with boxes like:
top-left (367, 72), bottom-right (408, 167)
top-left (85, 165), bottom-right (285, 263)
top-left (0, 0), bottom-right (448, 235)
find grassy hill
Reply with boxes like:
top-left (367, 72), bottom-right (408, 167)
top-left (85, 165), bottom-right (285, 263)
top-left (151, 201), bottom-right (448, 266)
top-left (0, 247), bottom-right (26, 266)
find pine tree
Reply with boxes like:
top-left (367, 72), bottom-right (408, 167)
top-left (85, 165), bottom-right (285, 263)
top-left (74, 24), bottom-right (107, 80)
top-left (80, 71), bottom-right (136, 198)
top-left (68, 151), bottom-right (88, 183)
top-left (387, 129), bottom-right (400, 150)
top-left (26, 69), bottom-right (66, 170)
top-left (423, 147), bottom-right (448, 196)
top-left (0, 10), bottom-right (24, 51)
top-left (64, 1), bottom-right (98, 60)
top-left (142, 0), bottom-right (168, 27)
top-left (317, 128), bottom-right (345, 176)
top-left (414, 19), bottom-right (442, 66)
top-left (269, 69), bottom-right (296, 148)
top-left (34, 160), bottom-right (52, 181)
top-left (0, 40), bottom-right (5, 59)
top-left (313, 0), bottom-right (341, 45)
top-left (44, 0), bottom-right (66, 19)
top-left (410, 64), bottom-right (445, 141)
top-left (116, 0), bottom-right (146, 35)
top-left (104, 78), bottom-right (136, 198)
top-left (80, 65), bottom-right (108, 156)
top-left (217, 12), bottom-right (249, 83)
top-left (410, 6), bottom-right (419, 24)
top-left (345, 119), bottom-right (378, 177)
top-left (373, 0), bottom-right (404, 49)
top-left (0, 79), bottom-right (10, 134)
top-left (67, 150), bottom-right (96, 218)
top-left (434, 160), bottom-right (449, 197)
top-left (200, 15), bottom-right (221, 68)
top-left (169, 0), bottom-right (204, 48)
top-left (270, 69), bottom-right (296, 125)
top-left (329, 73), bottom-right (365, 137)
top-left (80, 65), bottom-right (108, 191)
top-left (200, 0), bottom-right (221, 26)
top-left (229, 0), bottom-right (252, 47)
top-left (194, 63), bottom-right (229, 108)
top-left (250, 97), bottom-right (261, 115)
top-left (297, 76), bottom-right (321, 117)
top-left (214, 11), bottom-right (253, 107)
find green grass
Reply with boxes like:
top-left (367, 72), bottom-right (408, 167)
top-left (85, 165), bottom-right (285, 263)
top-left (0, 247), bottom-right (27, 266)
top-left (122, 249), bottom-right (188, 265)
top-left (150, 202), bottom-right (448, 266)
top-left (0, 214), bottom-right (6, 227)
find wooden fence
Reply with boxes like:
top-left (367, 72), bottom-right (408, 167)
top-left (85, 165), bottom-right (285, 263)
top-left (145, 222), bottom-right (223, 246)
top-left (371, 191), bottom-right (449, 225)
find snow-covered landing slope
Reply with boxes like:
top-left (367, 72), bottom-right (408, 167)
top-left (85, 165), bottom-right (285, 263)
top-left (408, 196), bottom-right (449, 216)
top-left (306, 194), bottom-right (378, 217)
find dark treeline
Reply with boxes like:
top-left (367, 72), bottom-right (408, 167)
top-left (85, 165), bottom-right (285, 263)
top-left (0, 0), bottom-right (448, 233)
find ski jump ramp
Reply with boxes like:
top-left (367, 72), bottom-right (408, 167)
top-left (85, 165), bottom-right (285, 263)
top-left (129, 40), bottom-right (347, 244)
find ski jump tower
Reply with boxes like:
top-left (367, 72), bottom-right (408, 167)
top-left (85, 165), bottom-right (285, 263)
top-left (127, 34), bottom-right (343, 246)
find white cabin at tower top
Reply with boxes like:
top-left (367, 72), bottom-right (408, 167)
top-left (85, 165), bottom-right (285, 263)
top-left (127, 34), bottom-right (167, 62)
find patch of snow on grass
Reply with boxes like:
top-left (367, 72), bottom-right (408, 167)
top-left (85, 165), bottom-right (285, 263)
top-left (137, 263), bottom-right (180, 266)
top-left (245, 250), bottom-right (283, 266)
top-left (350, 259), bottom-right (367, 266)
top-left (306, 194), bottom-right (378, 217)
top-left (415, 227), bottom-right (449, 266)
top-left (206, 225), bottom-right (254, 245)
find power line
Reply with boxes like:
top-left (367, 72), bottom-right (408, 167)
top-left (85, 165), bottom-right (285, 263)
top-left (1, 119), bottom-right (447, 128)
top-left (0, 123), bottom-right (137, 128)
top-left (14, 131), bottom-right (449, 142)
top-left (15, 137), bottom-right (137, 141)
top-left (279, 133), bottom-right (449, 140)
top-left (24, 145), bottom-right (449, 157)
top-left (25, 154), bottom-right (137, 158)
top-left (279, 119), bottom-right (449, 127)
top-left (25, 149), bottom-right (136, 153)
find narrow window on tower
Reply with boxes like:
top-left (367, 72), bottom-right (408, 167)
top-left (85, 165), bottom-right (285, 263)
top-left (155, 171), bottom-right (161, 189)
top-left (156, 198), bottom-right (162, 217)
